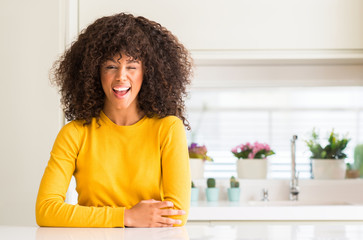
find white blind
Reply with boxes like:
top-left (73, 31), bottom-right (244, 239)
top-left (186, 86), bottom-right (363, 179)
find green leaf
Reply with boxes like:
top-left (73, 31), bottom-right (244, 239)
top-left (306, 129), bottom-right (350, 159)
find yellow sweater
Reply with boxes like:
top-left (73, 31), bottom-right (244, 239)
top-left (36, 111), bottom-right (191, 227)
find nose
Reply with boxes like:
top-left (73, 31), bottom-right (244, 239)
top-left (116, 67), bottom-right (127, 81)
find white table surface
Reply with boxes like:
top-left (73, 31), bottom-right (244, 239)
top-left (2, 222), bottom-right (363, 240)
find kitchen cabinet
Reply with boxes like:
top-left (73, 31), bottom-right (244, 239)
top-left (77, 0), bottom-right (363, 65)
top-left (79, 0), bottom-right (363, 51)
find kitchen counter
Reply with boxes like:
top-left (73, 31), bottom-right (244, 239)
top-left (187, 179), bottom-right (363, 221)
top-left (2, 222), bottom-right (363, 240)
top-left (189, 201), bottom-right (363, 221)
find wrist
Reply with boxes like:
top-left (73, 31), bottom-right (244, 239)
top-left (124, 209), bottom-right (132, 227)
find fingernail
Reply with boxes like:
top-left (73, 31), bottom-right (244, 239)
top-left (181, 210), bottom-right (186, 215)
top-left (176, 220), bottom-right (182, 224)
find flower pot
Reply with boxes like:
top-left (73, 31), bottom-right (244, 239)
top-left (190, 158), bottom-right (205, 180)
top-left (205, 188), bottom-right (219, 202)
top-left (237, 159), bottom-right (268, 179)
top-left (191, 188), bottom-right (199, 202)
top-left (312, 159), bottom-right (346, 179)
top-left (346, 169), bottom-right (360, 179)
top-left (227, 188), bottom-right (240, 202)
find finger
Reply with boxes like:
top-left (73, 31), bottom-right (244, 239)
top-left (158, 217), bottom-right (182, 225)
top-left (155, 200), bottom-right (174, 208)
top-left (160, 209), bottom-right (186, 216)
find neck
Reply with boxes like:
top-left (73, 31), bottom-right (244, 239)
top-left (102, 104), bottom-right (144, 126)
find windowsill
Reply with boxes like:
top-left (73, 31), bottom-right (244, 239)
top-left (191, 49), bottom-right (363, 65)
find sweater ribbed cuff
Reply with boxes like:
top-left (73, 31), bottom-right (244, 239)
top-left (112, 207), bottom-right (125, 227)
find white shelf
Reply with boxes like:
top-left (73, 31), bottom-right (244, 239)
top-left (191, 49), bottom-right (363, 65)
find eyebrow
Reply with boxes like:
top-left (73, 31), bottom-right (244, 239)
top-left (126, 59), bottom-right (140, 64)
top-left (104, 58), bottom-right (140, 64)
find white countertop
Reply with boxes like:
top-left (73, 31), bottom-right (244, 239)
top-left (189, 201), bottom-right (363, 221)
top-left (2, 222), bottom-right (363, 240)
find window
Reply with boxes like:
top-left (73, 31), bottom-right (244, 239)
top-left (185, 64), bottom-right (363, 179)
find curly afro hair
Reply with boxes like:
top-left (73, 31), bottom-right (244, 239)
top-left (52, 12), bottom-right (192, 129)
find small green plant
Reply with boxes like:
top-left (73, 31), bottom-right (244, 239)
top-left (346, 163), bottom-right (354, 171)
top-left (230, 176), bottom-right (239, 188)
top-left (207, 178), bottom-right (216, 188)
top-left (305, 128), bottom-right (350, 159)
top-left (191, 181), bottom-right (196, 188)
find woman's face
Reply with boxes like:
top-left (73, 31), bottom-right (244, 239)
top-left (100, 53), bottom-right (143, 112)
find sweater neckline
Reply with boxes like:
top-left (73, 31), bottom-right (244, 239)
top-left (100, 111), bottom-right (147, 129)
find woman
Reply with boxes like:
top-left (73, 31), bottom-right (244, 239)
top-left (36, 13), bottom-right (192, 228)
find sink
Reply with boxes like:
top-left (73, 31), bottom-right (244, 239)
top-left (248, 200), bottom-right (351, 206)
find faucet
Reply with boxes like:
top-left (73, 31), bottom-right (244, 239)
top-left (290, 135), bottom-right (299, 201)
top-left (261, 188), bottom-right (269, 202)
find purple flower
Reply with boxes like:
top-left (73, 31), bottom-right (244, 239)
top-left (188, 142), bottom-right (213, 161)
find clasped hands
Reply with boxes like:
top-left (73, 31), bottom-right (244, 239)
top-left (124, 199), bottom-right (185, 227)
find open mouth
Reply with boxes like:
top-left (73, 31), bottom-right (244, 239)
top-left (112, 86), bottom-right (131, 98)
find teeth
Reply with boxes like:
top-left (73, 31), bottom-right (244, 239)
top-left (113, 87), bottom-right (130, 91)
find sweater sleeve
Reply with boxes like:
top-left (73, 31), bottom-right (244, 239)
top-left (160, 118), bottom-right (191, 226)
top-left (35, 122), bottom-right (125, 228)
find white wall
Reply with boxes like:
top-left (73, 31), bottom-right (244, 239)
top-left (0, 0), bottom-right (63, 226)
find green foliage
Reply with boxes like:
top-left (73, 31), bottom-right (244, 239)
top-left (207, 178), bottom-right (216, 188)
top-left (189, 152), bottom-right (213, 161)
top-left (346, 163), bottom-right (353, 171)
top-left (354, 144), bottom-right (363, 177)
top-left (191, 181), bottom-right (196, 188)
top-left (230, 176), bottom-right (240, 188)
top-left (305, 128), bottom-right (350, 159)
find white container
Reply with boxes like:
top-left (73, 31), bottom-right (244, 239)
top-left (237, 159), bottom-right (268, 179)
top-left (312, 159), bottom-right (346, 179)
top-left (190, 158), bottom-right (205, 180)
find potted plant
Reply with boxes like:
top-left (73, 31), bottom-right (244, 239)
top-left (231, 142), bottom-right (275, 179)
top-left (191, 181), bottom-right (199, 202)
top-left (227, 176), bottom-right (240, 202)
top-left (305, 129), bottom-right (350, 179)
top-left (205, 178), bottom-right (219, 202)
top-left (346, 163), bottom-right (360, 179)
top-left (188, 143), bottom-right (213, 180)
